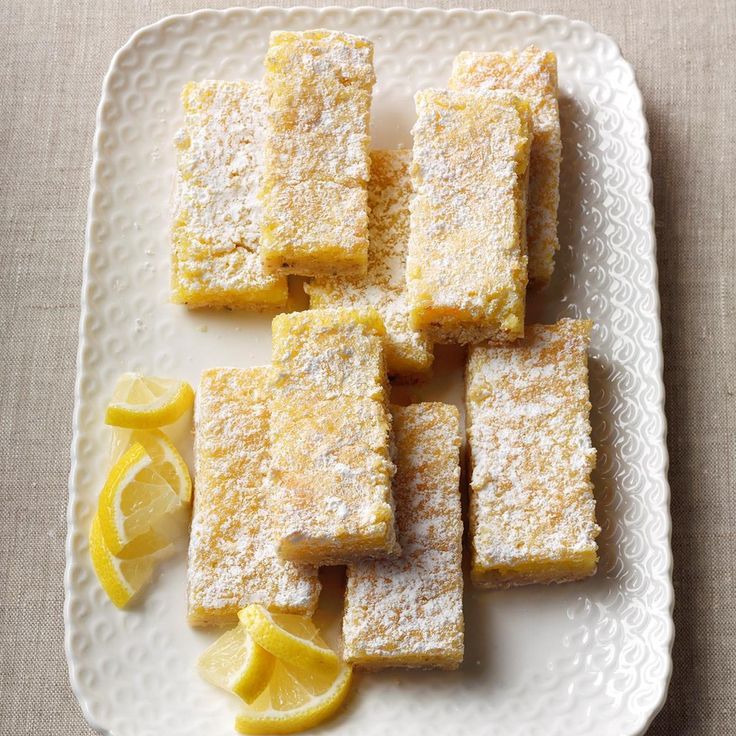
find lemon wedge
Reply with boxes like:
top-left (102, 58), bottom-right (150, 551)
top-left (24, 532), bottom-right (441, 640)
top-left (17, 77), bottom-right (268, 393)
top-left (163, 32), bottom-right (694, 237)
top-left (197, 605), bottom-right (352, 733)
top-left (238, 604), bottom-right (340, 672)
top-left (198, 623), bottom-right (275, 704)
top-left (109, 428), bottom-right (192, 504)
top-left (88, 515), bottom-right (155, 608)
top-left (97, 442), bottom-right (186, 557)
top-left (234, 658), bottom-right (352, 734)
top-left (105, 372), bottom-right (194, 429)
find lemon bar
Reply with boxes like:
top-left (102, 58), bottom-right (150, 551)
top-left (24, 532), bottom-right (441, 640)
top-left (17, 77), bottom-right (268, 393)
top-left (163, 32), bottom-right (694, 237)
top-left (171, 81), bottom-right (288, 310)
top-left (343, 403), bottom-right (464, 669)
top-left (451, 46), bottom-right (561, 287)
top-left (187, 367), bottom-right (320, 625)
top-left (307, 150), bottom-right (433, 380)
top-left (407, 88), bottom-right (532, 344)
top-left (269, 308), bottom-right (398, 564)
top-left (466, 319), bottom-right (600, 588)
top-left (260, 30), bottom-right (375, 276)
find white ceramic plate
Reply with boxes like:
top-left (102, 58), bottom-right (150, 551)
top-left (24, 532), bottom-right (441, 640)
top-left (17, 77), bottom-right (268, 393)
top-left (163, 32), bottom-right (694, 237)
top-left (65, 7), bottom-right (673, 736)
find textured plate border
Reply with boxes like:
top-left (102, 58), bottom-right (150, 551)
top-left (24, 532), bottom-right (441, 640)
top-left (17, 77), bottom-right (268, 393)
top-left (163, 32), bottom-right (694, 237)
top-left (65, 7), bottom-right (673, 736)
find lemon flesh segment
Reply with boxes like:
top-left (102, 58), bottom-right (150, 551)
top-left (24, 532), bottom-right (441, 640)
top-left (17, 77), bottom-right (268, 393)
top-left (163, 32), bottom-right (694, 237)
top-left (198, 623), bottom-right (275, 704)
top-left (105, 372), bottom-right (194, 429)
top-left (88, 515), bottom-right (155, 608)
top-left (235, 659), bottom-right (352, 735)
top-left (113, 526), bottom-right (171, 560)
top-left (97, 442), bottom-right (184, 556)
top-left (239, 605), bottom-right (340, 672)
top-left (109, 428), bottom-right (192, 504)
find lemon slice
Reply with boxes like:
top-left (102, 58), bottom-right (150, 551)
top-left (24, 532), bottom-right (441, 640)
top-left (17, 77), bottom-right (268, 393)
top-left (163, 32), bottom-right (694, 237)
top-left (97, 442), bottom-right (184, 557)
top-left (239, 604), bottom-right (340, 672)
top-left (198, 623), bottom-right (275, 704)
top-left (234, 658), bottom-right (352, 734)
top-left (88, 515), bottom-right (155, 608)
top-left (109, 428), bottom-right (192, 504)
top-left (105, 373), bottom-right (194, 429)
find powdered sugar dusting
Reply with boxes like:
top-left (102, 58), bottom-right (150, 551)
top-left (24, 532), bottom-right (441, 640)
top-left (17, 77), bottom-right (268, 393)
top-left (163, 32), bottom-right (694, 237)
top-left (187, 366), bottom-right (320, 624)
top-left (269, 309), bottom-right (398, 564)
top-left (260, 30), bottom-right (375, 275)
top-left (308, 150), bottom-right (433, 378)
top-left (407, 88), bottom-right (531, 344)
top-left (450, 46), bottom-right (561, 286)
top-left (343, 403), bottom-right (464, 668)
top-left (466, 320), bottom-right (600, 587)
top-left (271, 308), bottom-right (388, 401)
top-left (261, 180), bottom-right (369, 275)
top-left (171, 80), bottom-right (287, 308)
top-left (269, 397), bottom-right (397, 564)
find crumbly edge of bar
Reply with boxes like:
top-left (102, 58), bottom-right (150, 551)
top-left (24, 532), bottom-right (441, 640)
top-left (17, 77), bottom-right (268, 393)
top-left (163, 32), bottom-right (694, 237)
top-left (470, 558), bottom-right (598, 589)
top-left (420, 317), bottom-right (525, 345)
top-left (345, 650), bottom-right (463, 671)
top-left (261, 249), bottom-right (368, 277)
top-left (278, 528), bottom-right (401, 567)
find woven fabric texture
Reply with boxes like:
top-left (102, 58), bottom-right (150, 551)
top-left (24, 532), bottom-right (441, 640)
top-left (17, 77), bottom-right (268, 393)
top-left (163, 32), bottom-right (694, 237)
top-left (0, 1), bottom-right (733, 734)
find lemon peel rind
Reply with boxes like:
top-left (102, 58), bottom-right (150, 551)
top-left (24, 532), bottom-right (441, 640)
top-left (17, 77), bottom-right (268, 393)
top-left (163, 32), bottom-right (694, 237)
top-left (97, 443), bottom-right (151, 555)
top-left (234, 664), bottom-right (352, 735)
top-left (232, 644), bottom-right (276, 705)
top-left (104, 380), bottom-right (194, 429)
top-left (239, 605), bottom-right (340, 672)
top-left (88, 515), bottom-right (154, 608)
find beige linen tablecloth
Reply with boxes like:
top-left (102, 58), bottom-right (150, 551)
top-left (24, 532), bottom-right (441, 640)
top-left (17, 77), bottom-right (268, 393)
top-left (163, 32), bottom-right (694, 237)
top-left (1, 1), bottom-right (733, 734)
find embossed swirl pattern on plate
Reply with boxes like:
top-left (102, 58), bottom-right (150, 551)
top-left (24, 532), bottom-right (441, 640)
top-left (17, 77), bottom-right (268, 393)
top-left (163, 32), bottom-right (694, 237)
top-left (66, 8), bottom-right (672, 736)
